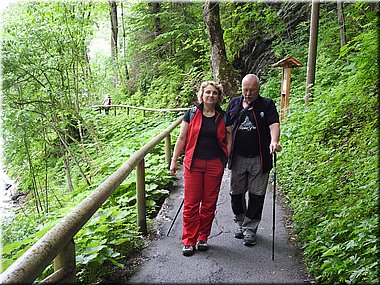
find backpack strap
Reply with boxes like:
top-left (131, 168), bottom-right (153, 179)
top-left (237, 102), bottom-right (253, 123)
top-left (189, 106), bottom-right (197, 122)
top-left (223, 112), bottom-right (228, 125)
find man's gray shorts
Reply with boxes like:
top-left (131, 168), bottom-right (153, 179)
top-left (230, 154), bottom-right (269, 196)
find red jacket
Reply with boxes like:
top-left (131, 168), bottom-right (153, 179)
top-left (183, 105), bottom-right (229, 170)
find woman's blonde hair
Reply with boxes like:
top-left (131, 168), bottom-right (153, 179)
top-left (197, 81), bottom-right (224, 104)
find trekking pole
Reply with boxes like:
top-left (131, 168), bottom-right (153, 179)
top-left (166, 198), bottom-right (184, 236)
top-left (272, 152), bottom-right (277, 261)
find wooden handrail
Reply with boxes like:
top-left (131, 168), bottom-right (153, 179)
top-left (92, 104), bottom-right (190, 112)
top-left (0, 116), bottom-right (183, 284)
top-left (92, 104), bottom-right (190, 116)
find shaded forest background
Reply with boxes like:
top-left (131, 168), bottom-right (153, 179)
top-left (0, 1), bottom-right (378, 284)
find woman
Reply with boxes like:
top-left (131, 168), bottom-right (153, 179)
top-left (170, 81), bottom-right (231, 256)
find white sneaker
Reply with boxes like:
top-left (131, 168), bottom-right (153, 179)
top-left (182, 245), bottom-right (194, 256)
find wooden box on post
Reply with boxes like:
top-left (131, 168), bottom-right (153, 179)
top-left (273, 57), bottom-right (302, 122)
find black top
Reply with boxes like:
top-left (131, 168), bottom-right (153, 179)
top-left (184, 113), bottom-right (223, 160)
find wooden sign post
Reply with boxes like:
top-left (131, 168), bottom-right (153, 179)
top-left (273, 57), bottom-right (302, 121)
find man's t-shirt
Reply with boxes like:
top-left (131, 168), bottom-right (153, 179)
top-left (234, 111), bottom-right (260, 157)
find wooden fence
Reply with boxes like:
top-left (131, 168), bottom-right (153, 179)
top-left (0, 107), bottom-right (188, 284)
top-left (93, 104), bottom-right (190, 116)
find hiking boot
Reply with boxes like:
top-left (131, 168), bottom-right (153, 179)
top-left (182, 245), bottom-right (194, 256)
top-left (196, 240), bottom-right (208, 251)
top-left (243, 229), bottom-right (256, 246)
top-left (234, 226), bottom-right (244, 239)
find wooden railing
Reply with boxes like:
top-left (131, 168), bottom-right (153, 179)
top-left (0, 110), bottom-right (187, 284)
top-left (93, 104), bottom-right (190, 116)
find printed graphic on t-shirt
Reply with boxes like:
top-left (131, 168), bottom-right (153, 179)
top-left (235, 113), bottom-right (259, 156)
top-left (238, 116), bottom-right (256, 131)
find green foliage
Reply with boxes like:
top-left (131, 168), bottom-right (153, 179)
top-left (122, 1), bottom-right (211, 107)
top-left (74, 206), bottom-right (141, 276)
top-left (221, 2), bottom-right (285, 62)
top-left (277, 15), bottom-right (378, 284)
top-left (1, 111), bottom-right (181, 283)
top-left (1, 1), bottom-right (99, 215)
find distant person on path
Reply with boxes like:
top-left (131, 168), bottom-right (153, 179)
top-left (170, 81), bottom-right (231, 256)
top-left (225, 74), bottom-right (281, 246)
top-left (102, 94), bottom-right (111, 115)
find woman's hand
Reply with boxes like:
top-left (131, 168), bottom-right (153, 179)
top-left (170, 121), bottom-right (188, 176)
top-left (170, 160), bottom-right (177, 176)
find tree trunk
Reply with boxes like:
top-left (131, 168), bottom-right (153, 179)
top-left (50, 123), bottom-right (91, 187)
top-left (305, 1), bottom-right (320, 106)
top-left (108, 0), bottom-right (118, 60)
top-left (150, 1), bottom-right (163, 58)
top-left (24, 136), bottom-right (43, 214)
top-left (203, 0), bottom-right (239, 98)
top-left (120, 2), bottom-right (129, 80)
top-left (150, 2), bottom-right (162, 37)
top-left (337, 0), bottom-right (346, 47)
top-left (108, 0), bottom-right (119, 86)
top-left (63, 148), bottom-right (74, 192)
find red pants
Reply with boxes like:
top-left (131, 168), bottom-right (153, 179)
top-left (182, 158), bottom-right (224, 246)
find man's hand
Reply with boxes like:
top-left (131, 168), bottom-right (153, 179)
top-left (270, 142), bottom-right (282, 154)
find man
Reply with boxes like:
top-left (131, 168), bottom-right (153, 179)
top-left (226, 74), bottom-right (281, 246)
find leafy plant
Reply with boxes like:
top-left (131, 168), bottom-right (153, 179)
top-left (277, 14), bottom-right (378, 284)
top-left (1, 111), bottom-right (181, 284)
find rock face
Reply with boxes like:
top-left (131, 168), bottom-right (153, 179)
top-left (233, 2), bottom-right (310, 78)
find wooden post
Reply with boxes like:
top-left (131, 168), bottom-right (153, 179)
top-left (273, 57), bottom-right (302, 122)
top-left (279, 67), bottom-right (292, 121)
top-left (305, 1), bottom-right (320, 105)
top-left (165, 134), bottom-right (171, 169)
top-left (136, 158), bottom-right (147, 235)
top-left (53, 239), bottom-right (76, 283)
